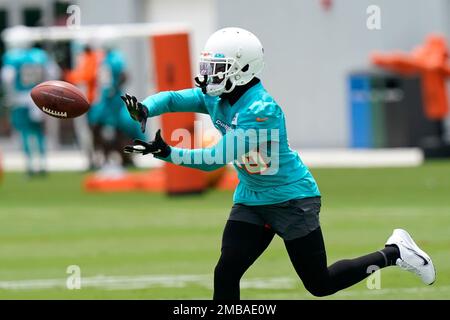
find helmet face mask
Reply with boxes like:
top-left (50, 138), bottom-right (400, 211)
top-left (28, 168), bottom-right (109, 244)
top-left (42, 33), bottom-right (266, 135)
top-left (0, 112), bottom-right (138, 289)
top-left (198, 55), bottom-right (239, 96)
top-left (195, 27), bottom-right (264, 97)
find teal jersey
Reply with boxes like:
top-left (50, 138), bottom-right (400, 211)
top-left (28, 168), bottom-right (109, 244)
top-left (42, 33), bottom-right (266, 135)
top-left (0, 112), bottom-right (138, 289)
top-left (90, 50), bottom-right (144, 139)
top-left (142, 82), bottom-right (320, 205)
top-left (98, 49), bottom-right (126, 97)
top-left (2, 48), bottom-right (48, 92)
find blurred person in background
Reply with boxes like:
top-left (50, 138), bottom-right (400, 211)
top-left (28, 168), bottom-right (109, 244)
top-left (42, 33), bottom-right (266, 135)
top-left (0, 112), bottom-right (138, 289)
top-left (1, 27), bottom-right (59, 177)
top-left (65, 41), bottom-right (103, 170)
top-left (88, 32), bottom-right (145, 170)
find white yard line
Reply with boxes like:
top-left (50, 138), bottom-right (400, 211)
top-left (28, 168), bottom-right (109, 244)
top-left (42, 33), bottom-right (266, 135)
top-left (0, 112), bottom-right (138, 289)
top-left (0, 274), bottom-right (446, 297)
top-left (333, 285), bottom-right (450, 297)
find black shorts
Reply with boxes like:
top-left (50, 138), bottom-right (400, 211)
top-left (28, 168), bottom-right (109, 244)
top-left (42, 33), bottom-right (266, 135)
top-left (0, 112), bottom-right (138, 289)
top-left (228, 197), bottom-right (321, 241)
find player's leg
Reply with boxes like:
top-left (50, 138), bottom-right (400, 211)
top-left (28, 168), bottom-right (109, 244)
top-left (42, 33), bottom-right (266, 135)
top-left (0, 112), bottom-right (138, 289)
top-left (284, 226), bottom-right (400, 296)
top-left (213, 206), bottom-right (275, 300)
top-left (100, 125), bottom-right (117, 164)
top-left (91, 124), bottom-right (105, 168)
top-left (33, 122), bottom-right (47, 174)
top-left (11, 107), bottom-right (33, 176)
top-left (283, 196), bottom-right (435, 296)
top-left (19, 129), bottom-right (34, 176)
top-left (115, 129), bottom-right (134, 167)
top-left (73, 115), bottom-right (95, 170)
top-left (263, 197), bottom-right (402, 296)
top-left (26, 105), bottom-right (47, 175)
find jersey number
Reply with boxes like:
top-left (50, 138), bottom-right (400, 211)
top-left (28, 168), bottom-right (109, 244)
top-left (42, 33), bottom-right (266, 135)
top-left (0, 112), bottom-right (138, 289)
top-left (236, 150), bottom-right (269, 174)
top-left (20, 64), bottom-right (44, 86)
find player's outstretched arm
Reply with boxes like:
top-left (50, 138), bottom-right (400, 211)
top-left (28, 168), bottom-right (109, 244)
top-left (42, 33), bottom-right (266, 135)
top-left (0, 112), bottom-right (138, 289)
top-left (124, 100), bottom-right (280, 171)
top-left (124, 128), bottom-right (268, 172)
top-left (123, 128), bottom-right (233, 171)
top-left (122, 88), bottom-right (208, 133)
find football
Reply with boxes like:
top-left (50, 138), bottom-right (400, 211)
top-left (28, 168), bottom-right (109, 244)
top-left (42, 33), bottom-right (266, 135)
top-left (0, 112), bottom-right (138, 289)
top-left (30, 80), bottom-right (90, 119)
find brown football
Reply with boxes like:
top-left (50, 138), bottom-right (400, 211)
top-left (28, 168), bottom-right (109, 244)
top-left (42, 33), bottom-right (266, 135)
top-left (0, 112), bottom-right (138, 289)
top-left (30, 80), bottom-right (90, 119)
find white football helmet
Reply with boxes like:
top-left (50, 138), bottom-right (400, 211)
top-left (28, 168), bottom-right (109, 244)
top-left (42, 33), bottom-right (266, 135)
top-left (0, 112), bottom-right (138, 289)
top-left (195, 27), bottom-right (264, 96)
top-left (3, 26), bottom-right (33, 49)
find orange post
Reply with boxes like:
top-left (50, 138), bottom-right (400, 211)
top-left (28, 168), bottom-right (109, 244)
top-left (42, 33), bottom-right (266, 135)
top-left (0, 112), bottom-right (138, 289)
top-left (151, 33), bottom-right (207, 194)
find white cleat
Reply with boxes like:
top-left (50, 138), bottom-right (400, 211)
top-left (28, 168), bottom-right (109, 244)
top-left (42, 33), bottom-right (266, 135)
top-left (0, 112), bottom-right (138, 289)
top-left (386, 228), bottom-right (436, 285)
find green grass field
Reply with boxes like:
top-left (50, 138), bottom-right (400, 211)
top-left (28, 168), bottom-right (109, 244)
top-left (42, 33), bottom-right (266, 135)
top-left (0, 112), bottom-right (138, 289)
top-left (0, 162), bottom-right (449, 299)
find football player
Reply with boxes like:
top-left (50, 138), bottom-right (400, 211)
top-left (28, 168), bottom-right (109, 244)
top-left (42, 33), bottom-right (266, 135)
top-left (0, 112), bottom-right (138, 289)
top-left (1, 29), bottom-right (58, 176)
top-left (123, 27), bottom-right (435, 299)
top-left (89, 37), bottom-right (144, 168)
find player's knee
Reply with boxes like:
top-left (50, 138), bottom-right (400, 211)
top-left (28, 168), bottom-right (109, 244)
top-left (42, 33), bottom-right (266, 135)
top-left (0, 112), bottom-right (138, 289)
top-left (303, 281), bottom-right (333, 297)
top-left (305, 286), bottom-right (329, 297)
top-left (214, 260), bottom-right (238, 282)
top-left (214, 254), bottom-right (246, 283)
top-left (307, 288), bottom-right (329, 297)
top-left (214, 264), bottom-right (227, 284)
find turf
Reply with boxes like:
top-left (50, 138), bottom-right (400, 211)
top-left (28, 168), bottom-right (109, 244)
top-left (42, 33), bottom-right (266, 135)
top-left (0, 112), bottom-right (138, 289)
top-left (0, 161), bottom-right (449, 299)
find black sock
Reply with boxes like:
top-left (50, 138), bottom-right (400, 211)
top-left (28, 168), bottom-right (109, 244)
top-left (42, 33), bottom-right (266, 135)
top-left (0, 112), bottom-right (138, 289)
top-left (380, 245), bottom-right (400, 266)
top-left (285, 227), bottom-right (404, 296)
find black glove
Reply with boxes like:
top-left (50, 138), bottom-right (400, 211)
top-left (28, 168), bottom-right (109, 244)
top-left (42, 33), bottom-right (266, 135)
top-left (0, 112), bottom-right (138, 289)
top-left (121, 93), bottom-right (149, 133)
top-left (123, 129), bottom-right (171, 157)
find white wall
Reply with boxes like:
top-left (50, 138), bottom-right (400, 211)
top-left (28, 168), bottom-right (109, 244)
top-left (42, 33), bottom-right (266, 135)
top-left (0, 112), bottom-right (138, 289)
top-left (75, 0), bottom-right (149, 100)
top-left (144, 0), bottom-right (217, 77)
top-left (217, 0), bottom-right (450, 147)
top-left (74, 0), bottom-right (218, 96)
top-left (143, 0), bottom-right (218, 133)
top-left (0, 0), bottom-right (54, 26)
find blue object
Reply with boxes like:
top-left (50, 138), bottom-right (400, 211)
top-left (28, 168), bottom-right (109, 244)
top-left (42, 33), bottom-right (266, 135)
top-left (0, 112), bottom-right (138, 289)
top-left (349, 74), bottom-right (372, 148)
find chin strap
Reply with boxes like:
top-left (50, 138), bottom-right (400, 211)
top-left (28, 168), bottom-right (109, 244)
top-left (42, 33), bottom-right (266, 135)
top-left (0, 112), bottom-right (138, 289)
top-left (194, 75), bottom-right (209, 94)
top-left (224, 79), bottom-right (236, 93)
